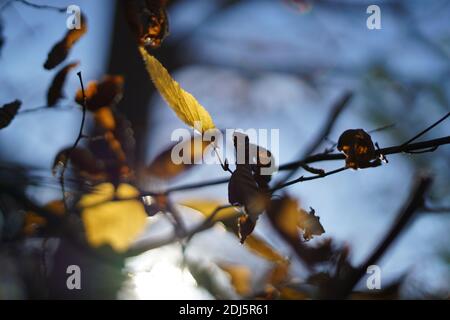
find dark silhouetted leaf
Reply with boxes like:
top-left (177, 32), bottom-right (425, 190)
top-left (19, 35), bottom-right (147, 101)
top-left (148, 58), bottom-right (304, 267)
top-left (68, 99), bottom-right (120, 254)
top-left (0, 100), bottom-right (21, 130)
top-left (47, 62), bottom-right (79, 106)
top-left (337, 129), bottom-right (380, 169)
top-left (52, 147), bottom-right (105, 178)
top-left (44, 16), bottom-right (87, 70)
top-left (75, 75), bottom-right (124, 112)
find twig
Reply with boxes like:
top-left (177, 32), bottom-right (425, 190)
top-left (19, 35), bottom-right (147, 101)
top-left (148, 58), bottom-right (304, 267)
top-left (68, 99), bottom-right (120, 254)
top-left (273, 91), bottom-right (353, 189)
top-left (400, 111), bottom-right (450, 147)
top-left (125, 205), bottom-right (242, 257)
top-left (421, 205), bottom-right (450, 214)
top-left (271, 166), bottom-right (348, 192)
top-left (13, 0), bottom-right (65, 12)
top-left (18, 104), bottom-right (75, 114)
top-left (59, 71), bottom-right (87, 209)
top-left (139, 136), bottom-right (449, 197)
top-left (329, 174), bottom-right (433, 299)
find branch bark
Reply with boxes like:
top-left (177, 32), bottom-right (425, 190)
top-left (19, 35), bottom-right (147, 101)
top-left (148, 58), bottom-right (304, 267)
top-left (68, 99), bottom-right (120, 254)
top-left (325, 174), bottom-right (433, 299)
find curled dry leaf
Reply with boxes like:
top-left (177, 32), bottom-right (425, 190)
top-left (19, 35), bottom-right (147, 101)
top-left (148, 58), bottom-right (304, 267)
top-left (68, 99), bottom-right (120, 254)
top-left (47, 62), bottom-right (79, 106)
top-left (44, 15), bottom-right (87, 70)
top-left (75, 75), bottom-right (124, 112)
top-left (267, 197), bottom-right (325, 242)
top-left (140, 47), bottom-right (215, 133)
top-left (124, 0), bottom-right (169, 49)
top-left (218, 263), bottom-right (252, 296)
top-left (147, 137), bottom-right (212, 179)
top-left (78, 183), bottom-right (147, 252)
top-left (298, 207), bottom-right (325, 241)
top-left (337, 129), bottom-right (380, 169)
top-left (0, 100), bottom-right (21, 130)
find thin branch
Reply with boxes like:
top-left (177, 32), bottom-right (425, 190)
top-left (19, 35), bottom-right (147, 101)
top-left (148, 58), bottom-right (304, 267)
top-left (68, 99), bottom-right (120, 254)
top-left (400, 111), bottom-right (450, 147)
top-left (125, 204), bottom-right (242, 257)
top-left (273, 91), bottom-right (353, 189)
top-left (329, 174), bottom-right (433, 299)
top-left (13, 0), bottom-right (65, 12)
top-left (271, 166), bottom-right (348, 192)
top-left (18, 104), bottom-right (75, 114)
top-left (421, 205), bottom-right (450, 214)
top-left (142, 136), bottom-right (449, 196)
top-left (59, 71), bottom-right (87, 209)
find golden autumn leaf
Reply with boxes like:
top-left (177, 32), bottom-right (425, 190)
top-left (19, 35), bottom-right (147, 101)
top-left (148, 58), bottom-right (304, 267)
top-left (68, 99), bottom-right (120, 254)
top-left (139, 47), bottom-right (215, 132)
top-left (182, 200), bottom-right (285, 262)
top-left (218, 263), bottom-right (252, 296)
top-left (266, 261), bottom-right (290, 287)
top-left (181, 200), bottom-right (239, 221)
top-left (78, 183), bottom-right (147, 252)
top-left (279, 287), bottom-right (309, 300)
top-left (244, 235), bottom-right (285, 262)
top-left (147, 137), bottom-right (212, 179)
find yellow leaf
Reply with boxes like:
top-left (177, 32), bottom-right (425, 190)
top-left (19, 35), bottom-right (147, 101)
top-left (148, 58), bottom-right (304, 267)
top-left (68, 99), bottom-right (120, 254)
top-left (181, 200), bottom-right (238, 221)
top-left (218, 263), bottom-right (252, 296)
top-left (279, 287), bottom-right (309, 300)
top-left (244, 235), bottom-right (285, 262)
top-left (78, 183), bottom-right (147, 252)
top-left (182, 200), bottom-right (286, 263)
top-left (266, 261), bottom-right (290, 286)
top-left (139, 47), bottom-right (215, 133)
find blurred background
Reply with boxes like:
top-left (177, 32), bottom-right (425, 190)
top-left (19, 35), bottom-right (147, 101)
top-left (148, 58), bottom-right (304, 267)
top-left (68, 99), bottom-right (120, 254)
top-left (0, 0), bottom-right (449, 299)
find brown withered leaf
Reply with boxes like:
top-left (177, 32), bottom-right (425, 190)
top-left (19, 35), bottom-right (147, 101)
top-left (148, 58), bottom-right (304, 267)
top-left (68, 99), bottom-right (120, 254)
top-left (124, 0), bottom-right (169, 49)
top-left (0, 100), bottom-right (21, 130)
top-left (147, 136), bottom-right (212, 179)
top-left (44, 16), bottom-right (87, 70)
top-left (47, 62), bottom-right (79, 106)
top-left (52, 147), bottom-right (105, 178)
top-left (337, 129), bottom-right (381, 169)
top-left (298, 207), bottom-right (325, 241)
top-left (23, 199), bottom-right (65, 235)
top-left (75, 75), bottom-right (124, 112)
